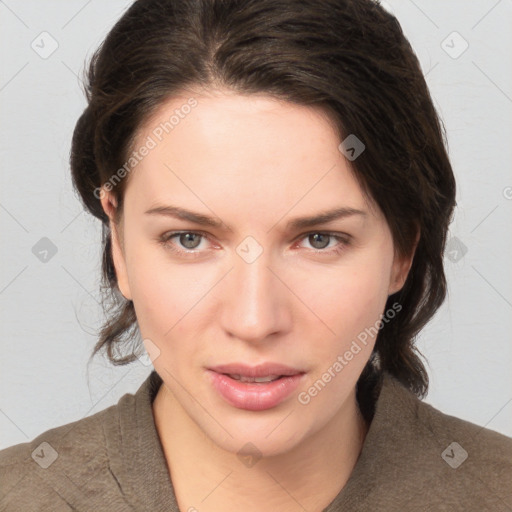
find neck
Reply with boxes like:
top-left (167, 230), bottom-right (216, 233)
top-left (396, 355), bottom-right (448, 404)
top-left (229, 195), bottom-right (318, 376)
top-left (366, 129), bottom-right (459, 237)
top-left (153, 384), bottom-right (368, 512)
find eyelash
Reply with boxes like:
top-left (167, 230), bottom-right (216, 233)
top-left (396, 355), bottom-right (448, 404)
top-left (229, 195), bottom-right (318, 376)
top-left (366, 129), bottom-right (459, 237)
top-left (157, 231), bottom-right (350, 258)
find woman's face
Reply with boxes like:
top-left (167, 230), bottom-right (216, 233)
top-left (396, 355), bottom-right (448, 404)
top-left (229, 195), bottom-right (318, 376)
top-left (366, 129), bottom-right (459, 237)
top-left (101, 89), bottom-right (413, 456)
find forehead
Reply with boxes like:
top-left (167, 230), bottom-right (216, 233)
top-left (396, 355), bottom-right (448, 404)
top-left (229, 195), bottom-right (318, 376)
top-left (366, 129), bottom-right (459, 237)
top-left (123, 90), bottom-right (374, 223)
top-left (137, 89), bottom-right (341, 159)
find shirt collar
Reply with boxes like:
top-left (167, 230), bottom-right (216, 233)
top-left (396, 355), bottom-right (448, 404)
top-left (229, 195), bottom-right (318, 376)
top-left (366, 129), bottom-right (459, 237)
top-left (105, 370), bottom-right (179, 511)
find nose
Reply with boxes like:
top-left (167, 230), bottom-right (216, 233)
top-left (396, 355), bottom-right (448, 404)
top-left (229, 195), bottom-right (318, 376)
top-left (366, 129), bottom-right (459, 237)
top-left (220, 248), bottom-right (291, 343)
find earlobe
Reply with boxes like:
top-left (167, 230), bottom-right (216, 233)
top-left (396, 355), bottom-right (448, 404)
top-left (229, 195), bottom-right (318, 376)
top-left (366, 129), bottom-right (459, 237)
top-left (388, 253), bottom-right (413, 296)
top-left (99, 188), bottom-right (133, 301)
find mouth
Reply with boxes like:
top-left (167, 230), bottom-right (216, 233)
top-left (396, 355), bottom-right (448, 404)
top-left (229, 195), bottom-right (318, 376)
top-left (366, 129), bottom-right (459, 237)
top-left (223, 374), bottom-right (285, 383)
top-left (206, 363), bottom-right (306, 411)
top-left (208, 362), bottom-right (304, 378)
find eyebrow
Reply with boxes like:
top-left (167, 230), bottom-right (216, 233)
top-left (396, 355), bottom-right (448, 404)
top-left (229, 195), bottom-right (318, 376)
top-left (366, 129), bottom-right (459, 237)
top-left (144, 204), bottom-right (367, 231)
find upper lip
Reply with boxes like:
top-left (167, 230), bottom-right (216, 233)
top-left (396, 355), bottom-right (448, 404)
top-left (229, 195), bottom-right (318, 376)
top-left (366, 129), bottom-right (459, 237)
top-left (208, 363), bottom-right (305, 378)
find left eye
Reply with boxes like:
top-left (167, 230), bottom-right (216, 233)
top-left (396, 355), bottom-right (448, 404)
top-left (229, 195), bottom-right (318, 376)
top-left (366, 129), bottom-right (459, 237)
top-left (299, 232), bottom-right (342, 251)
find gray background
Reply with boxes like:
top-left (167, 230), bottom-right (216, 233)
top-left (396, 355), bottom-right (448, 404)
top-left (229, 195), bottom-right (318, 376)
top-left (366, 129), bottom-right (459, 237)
top-left (1, 0), bottom-right (511, 449)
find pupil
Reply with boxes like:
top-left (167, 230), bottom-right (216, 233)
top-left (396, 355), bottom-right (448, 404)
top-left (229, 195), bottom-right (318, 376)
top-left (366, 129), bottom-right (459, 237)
top-left (310, 233), bottom-right (329, 249)
top-left (181, 233), bottom-right (201, 249)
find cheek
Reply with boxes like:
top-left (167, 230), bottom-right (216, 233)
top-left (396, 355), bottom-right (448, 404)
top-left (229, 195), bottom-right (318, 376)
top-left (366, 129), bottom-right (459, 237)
top-left (293, 258), bottom-right (393, 406)
top-left (123, 238), bottom-right (199, 339)
top-left (288, 253), bottom-right (394, 390)
top-left (298, 253), bottom-right (393, 336)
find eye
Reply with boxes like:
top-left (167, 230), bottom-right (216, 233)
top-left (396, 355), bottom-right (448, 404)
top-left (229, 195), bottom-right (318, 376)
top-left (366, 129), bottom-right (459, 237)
top-left (296, 232), bottom-right (350, 255)
top-left (157, 230), bottom-right (350, 258)
top-left (173, 232), bottom-right (203, 250)
top-left (158, 231), bottom-right (211, 257)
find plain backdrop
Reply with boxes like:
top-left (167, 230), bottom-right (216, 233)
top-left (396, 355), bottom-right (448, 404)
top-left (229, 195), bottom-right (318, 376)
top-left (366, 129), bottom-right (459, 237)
top-left (1, 0), bottom-right (511, 449)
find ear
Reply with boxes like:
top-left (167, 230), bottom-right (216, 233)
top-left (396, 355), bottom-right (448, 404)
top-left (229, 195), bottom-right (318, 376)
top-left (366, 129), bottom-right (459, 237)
top-left (388, 229), bottom-right (420, 296)
top-left (99, 188), bottom-right (132, 301)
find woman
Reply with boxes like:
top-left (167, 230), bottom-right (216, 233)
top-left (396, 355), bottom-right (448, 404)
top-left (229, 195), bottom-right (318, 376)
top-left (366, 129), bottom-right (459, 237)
top-left (1, 0), bottom-right (511, 510)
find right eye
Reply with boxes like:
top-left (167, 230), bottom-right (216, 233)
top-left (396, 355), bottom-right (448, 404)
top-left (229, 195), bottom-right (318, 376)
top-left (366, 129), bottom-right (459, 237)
top-left (158, 231), bottom-right (212, 257)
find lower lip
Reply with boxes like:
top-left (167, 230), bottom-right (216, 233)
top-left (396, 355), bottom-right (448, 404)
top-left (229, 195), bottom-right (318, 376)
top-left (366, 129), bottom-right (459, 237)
top-left (207, 371), bottom-right (305, 411)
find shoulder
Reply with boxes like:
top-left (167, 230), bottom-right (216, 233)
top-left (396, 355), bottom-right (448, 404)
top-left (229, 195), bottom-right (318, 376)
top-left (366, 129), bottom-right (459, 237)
top-left (0, 397), bottom-right (134, 511)
top-left (416, 383), bottom-right (512, 460)
top-left (377, 374), bottom-right (512, 508)
top-left (394, 376), bottom-right (512, 467)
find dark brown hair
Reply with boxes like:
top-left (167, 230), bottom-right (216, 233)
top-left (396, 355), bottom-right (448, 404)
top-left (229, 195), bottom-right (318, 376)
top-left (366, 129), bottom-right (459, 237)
top-left (70, 0), bottom-right (456, 410)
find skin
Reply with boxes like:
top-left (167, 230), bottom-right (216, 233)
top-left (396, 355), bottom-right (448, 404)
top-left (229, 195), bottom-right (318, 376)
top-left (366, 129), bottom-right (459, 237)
top-left (100, 88), bottom-right (415, 512)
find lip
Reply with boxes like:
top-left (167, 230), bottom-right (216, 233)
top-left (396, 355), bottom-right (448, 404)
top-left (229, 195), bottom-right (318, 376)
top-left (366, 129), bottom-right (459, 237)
top-left (206, 363), bottom-right (306, 411)
top-left (208, 362), bottom-right (304, 378)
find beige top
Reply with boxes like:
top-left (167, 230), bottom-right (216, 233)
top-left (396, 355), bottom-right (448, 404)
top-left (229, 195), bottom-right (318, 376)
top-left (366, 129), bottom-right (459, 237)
top-left (1, 370), bottom-right (511, 511)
